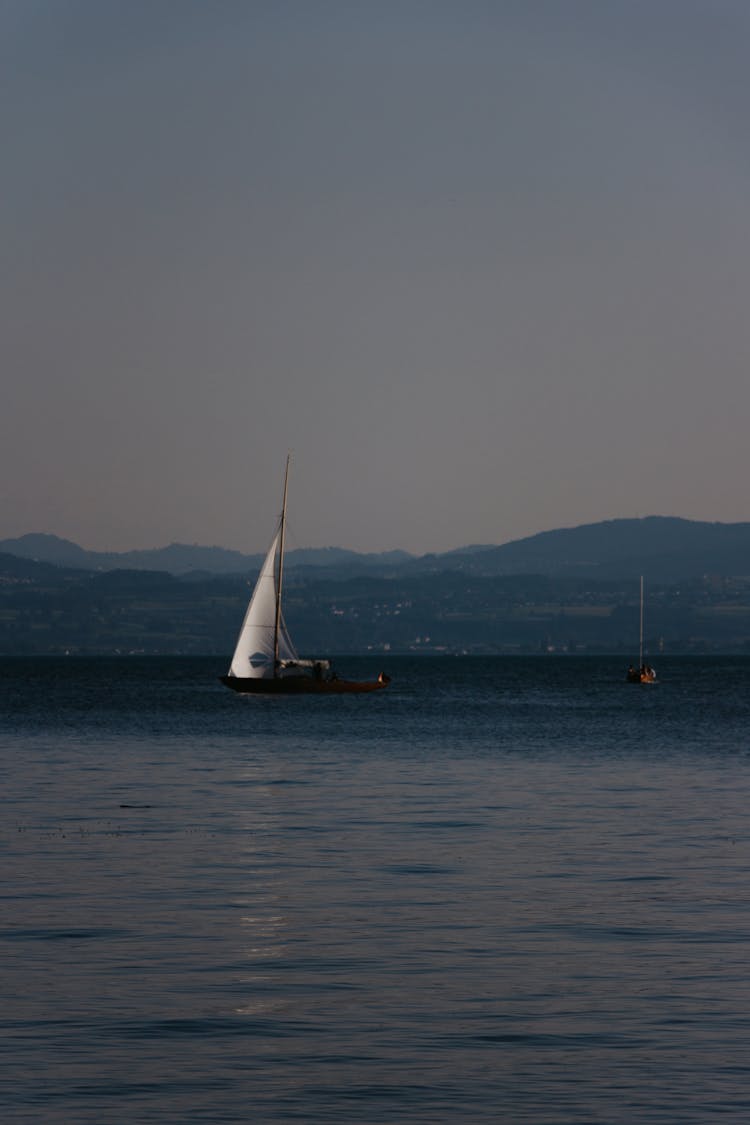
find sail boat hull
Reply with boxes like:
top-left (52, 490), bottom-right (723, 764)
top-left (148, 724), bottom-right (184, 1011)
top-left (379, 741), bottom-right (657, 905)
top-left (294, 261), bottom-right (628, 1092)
top-left (220, 673), bottom-right (390, 695)
top-left (626, 668), bottom-right (656, 684)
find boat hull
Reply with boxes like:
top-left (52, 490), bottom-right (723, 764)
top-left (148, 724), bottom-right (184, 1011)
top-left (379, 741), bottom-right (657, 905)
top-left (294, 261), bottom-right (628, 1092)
top-left (626, 670), bottom-right (657, 683)
top-left (220, 673), bottom-right (390, 695)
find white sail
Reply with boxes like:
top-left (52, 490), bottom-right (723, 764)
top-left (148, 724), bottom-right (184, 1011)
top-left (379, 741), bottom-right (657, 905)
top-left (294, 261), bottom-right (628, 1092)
top-left (227, 527), bottom-right (298, 679)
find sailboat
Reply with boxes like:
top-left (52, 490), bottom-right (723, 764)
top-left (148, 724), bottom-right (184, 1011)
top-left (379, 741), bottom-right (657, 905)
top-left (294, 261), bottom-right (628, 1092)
top-left (221, 456), bottom-right (391, 694)
top-left (626, 575), bottom-right (657, 683)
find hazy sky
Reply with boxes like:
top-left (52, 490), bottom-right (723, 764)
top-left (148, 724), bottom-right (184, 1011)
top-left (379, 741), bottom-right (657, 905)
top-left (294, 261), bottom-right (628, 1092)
top-left (3, 1), bottom-right (750, 555)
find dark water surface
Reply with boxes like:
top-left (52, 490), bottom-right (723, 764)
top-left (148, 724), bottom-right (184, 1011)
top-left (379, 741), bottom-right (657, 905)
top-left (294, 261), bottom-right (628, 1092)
top-left (2, 655), bottom-right (750, 1122)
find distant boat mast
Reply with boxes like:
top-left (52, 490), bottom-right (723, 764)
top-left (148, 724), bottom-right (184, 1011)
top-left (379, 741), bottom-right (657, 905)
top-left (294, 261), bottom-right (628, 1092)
top-left (274, 454), bottom-right (291, 671)
top-left (639, 575), bottom-right (644, 668)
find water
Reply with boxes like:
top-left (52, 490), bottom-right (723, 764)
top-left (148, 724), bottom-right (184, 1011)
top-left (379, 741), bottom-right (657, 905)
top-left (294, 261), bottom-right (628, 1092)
top-left (2, 655), bottom-right (750, 1123)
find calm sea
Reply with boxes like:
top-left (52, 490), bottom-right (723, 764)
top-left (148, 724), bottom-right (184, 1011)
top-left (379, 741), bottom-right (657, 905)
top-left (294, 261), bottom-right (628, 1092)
top-left (2, 655), bottom-right (750, 1123)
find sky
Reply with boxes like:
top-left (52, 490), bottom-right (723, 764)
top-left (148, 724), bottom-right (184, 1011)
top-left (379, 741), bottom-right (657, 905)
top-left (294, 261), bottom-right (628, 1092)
top-left (3, 0), bottom-right (750, 556)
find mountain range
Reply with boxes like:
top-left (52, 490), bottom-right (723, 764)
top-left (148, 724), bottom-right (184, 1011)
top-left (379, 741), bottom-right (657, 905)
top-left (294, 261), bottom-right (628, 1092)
top-left (0, 532), bottom-right (412, 576)
top-left (2, 516), bottom-right (750, 582)
top-left (3, 516), bottom-right (750, 656)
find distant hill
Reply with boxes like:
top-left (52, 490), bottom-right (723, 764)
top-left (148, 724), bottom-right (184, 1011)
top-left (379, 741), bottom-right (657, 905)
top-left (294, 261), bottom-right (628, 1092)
top-left (0, 533), bottom-right (259, 573)
top-left (2, 517), bottom-right (750, 583)
top-left (0, 550), bottom-right (81, 582)
top-left (0, 533), bottom-right (412, 576)
top-left (407, 517), bottom-right (750, 582)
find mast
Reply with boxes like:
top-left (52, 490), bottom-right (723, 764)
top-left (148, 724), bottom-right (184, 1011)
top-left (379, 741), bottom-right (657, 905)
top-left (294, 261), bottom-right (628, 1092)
top-left (639, 575), bottom-right (644, 668)
top-left (274, 454), bottom-right (291, 673)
